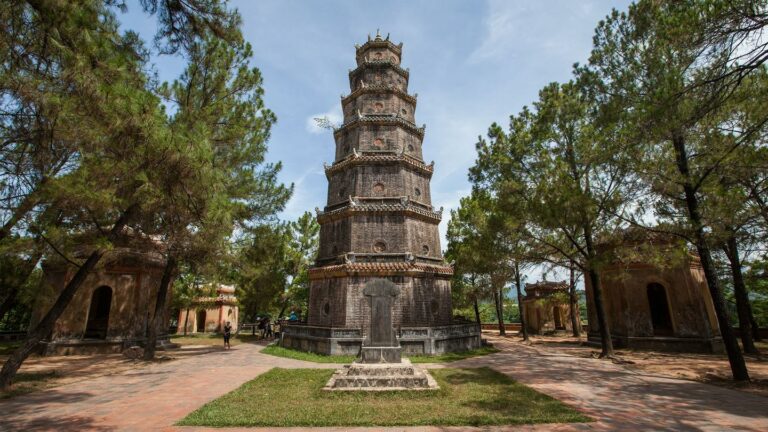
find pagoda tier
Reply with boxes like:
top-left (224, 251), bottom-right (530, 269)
top-left (282, 32), bottom-right (481, 357)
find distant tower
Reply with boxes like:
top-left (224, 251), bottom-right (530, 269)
top-left (282, 32), bottom-right (480, 355)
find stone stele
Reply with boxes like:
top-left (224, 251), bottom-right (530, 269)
top-left (325, 278), bottom-right (438, 391)
top-left (359, 279), bottom-right (401, 363)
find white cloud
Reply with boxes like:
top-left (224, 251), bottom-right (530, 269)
top-left (305, 105), bottom-right (343, 134)
top-left (469, 0), bottom-right (621, 64)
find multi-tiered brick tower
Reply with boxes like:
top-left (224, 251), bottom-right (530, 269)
top-left (282, 32), bottom-right (480, 355)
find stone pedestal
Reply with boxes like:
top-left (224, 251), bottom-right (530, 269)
top-left (324, 359), bottom-right (438, 391)
top-left (360, 345), bottom-right (401, 363)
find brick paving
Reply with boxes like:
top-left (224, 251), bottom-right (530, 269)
top-left (0, 336), bottom-right (766, 431)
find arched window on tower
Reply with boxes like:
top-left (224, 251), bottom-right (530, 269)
top-left (647, 283), bottom-right (674, 336)
top-left (197, 310), bottom-right (207, 333)
top-left (84, 286), bottom-right (112, 339)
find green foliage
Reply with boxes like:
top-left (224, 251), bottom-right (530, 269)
top-left (177, 368), bottom-right (591, 427)
top-left (744, 257), bottom-right (768, 327)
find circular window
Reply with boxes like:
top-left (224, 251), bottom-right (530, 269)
top-left (414, 188), bottom-right (421, 197)
top-left (374, 52), bottom-right (382, 59)
top-left (373, 138), bottom-right (384, 147)
top-left (373, 182), bottom-right (385, 194)
top-left (323, 302), bottom-right (331, 316)
top-left (373, 241), bottom-right (387, 253)
top-left (407, 144), bottom-right (415, 152)
top-left (401, 108), bottom-right (407, 115)
top-left (422, 244), bottom-right (430, 254)
top-left (374, 102), bottom-right (384, 112)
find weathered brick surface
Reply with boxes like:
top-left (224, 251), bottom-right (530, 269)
top-left (333, 125), bottom-right (424, 162)
top-left (308, 35), bottom-right (454, 336)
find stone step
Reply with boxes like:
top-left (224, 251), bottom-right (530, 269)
top-left (344, 366), bottom-right (417, 376)
top-left (330, 375), bottom-right (431, 388)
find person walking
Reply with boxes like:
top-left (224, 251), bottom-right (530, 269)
top-left (257, 317), bottom-right (267, 339)
top-left (223, 321), bottom-right (232, 350)
top-left (265, 317), bottom-right (273, 339)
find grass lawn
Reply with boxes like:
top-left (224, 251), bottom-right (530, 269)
top-left (260, 345), bottom-right (499, 364)
top-left (178, 367), bottom-right (591, 427)
top-left (260, 345), bottom-right (356, 363)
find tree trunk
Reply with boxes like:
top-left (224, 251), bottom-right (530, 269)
top-left (144, 255), bottom-right (177, 360)
top-left (583, 223), bottom-right (614, 357)
top-left (750, 312), bottom-right (762, 342)
top-left (493, 288), bottom-right (506, 336)
top-left (0, 288), bottom-right (20, 327)
top-left (723, 234), bottom-right (759, 354)
top-left (183, 306), bottom-right (190, 336)
top-left (0, 245), bottom-right (45, 324)
top-left (569, 261), bottom-right (581, 337)
top-left (672, 134), bottom-right (749, 381)
top-left (277, 300), bottom-right (289, 321)
top-left (514, 261), bottom-right (528, 341)
top-left (0, 187), bottom-right (43, 243)
top-left (0, 204), bottom-right (138, 390)
top-left (471, 274), bottom-right (481, 325)
top-left (473, 297), bottom-right (481, 325)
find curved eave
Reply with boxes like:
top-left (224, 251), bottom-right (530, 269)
top-left (308, 261), bottom-right (453, 279)
top-left (316, 202), bottom-right (443, 224)
top-left (324, 154), bottom-right (434, 178)
top-left (341, 86), bottom-right (417, 106)
top-left (355, 39), bottom-right (403, 56)
top-left (334, 115), bottom-right (425, 137)
top-left (348, 60), bottom-right (409, 83)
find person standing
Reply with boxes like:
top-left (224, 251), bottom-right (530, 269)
top-left (223, 321), bottom-right (232, 350)
top-left (265, 317), bottom-right (273, 339)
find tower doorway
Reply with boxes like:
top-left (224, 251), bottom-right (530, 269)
top-left (647, 283), bottom-right (673, 336)
top-left (84, 286), bottom-right (112, 339)
top-left (196, 310), bottom-right (207, 333)
top-left (553, 306), bottom-right (564, 330)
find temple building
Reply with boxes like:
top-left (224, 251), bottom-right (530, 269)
top-left (32, 234), bottom-right (174, 355)
top-left (282, 32), bottom-right (480, 355)
top-left (585, 230), bottom-right (723, 352)
top-left (177, 284), bottom-right (239, 334)
top-left (521, 280), bottom-right (573, 334)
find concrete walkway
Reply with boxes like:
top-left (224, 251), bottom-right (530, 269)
top-left (0, 337), bottom-right (765, 431)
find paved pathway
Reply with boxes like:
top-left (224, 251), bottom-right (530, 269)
top-left (0, 337), bottom-right (766, 431)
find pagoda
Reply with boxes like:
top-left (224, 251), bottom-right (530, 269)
top-left (281, 32), bottom-right (480, 356)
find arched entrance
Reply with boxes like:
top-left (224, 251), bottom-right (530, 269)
top-left (196, 310), bottom-right (207, 333)
top-left (84, 286), bottom-right (112, 339)
top-left (553, 306), bottom-right (564, 330)
top-left (647, 283), bottom-right (673, 336)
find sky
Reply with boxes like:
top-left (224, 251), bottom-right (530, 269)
top-left (119, 0), bottom-right (634, 287)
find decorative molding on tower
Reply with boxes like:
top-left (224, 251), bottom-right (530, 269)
top-left (324, 154), bottom-right (434, 177)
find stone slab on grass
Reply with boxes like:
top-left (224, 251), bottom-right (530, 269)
top-left (177, 367), bottom-right (591, 427)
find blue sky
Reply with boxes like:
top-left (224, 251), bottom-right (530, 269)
top-left (120, 0), bottom-right (633, 285)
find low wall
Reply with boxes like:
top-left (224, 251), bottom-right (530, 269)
top-left (281, 322), bottom-right (482, 356)
top-left (0, 331), bottom-right (27, 342)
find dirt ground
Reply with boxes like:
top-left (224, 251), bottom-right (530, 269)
top-left (487, 330), bottom-right (768, 398)
top-left (0, 337), bottom-right (264, 398)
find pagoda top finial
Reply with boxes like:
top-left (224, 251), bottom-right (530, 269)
top-left (375, 28), bottom-right (382, 41)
